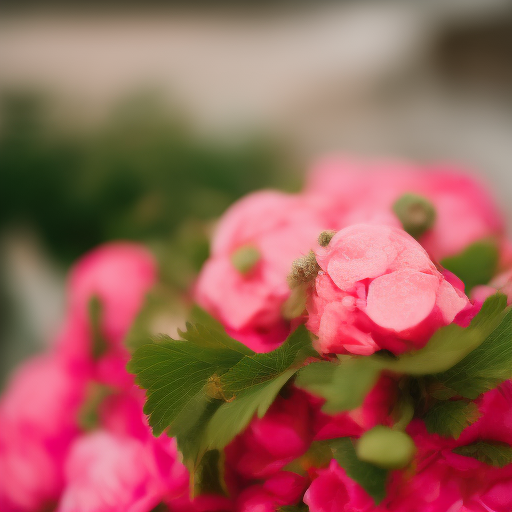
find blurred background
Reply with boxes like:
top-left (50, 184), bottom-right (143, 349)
top-left (1, 0), bottom-right (512, 385)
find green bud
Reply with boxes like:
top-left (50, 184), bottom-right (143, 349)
top-left (231, 245), bottom-right (261, 275)
top-left (282, 283), bottom-right (308, 319)
top-left (318, 230), bottom-right (336, 247)
top-left (356, 426), bottom-right (416, 469)
top-left (393, 193), bottom-right (436, 239)
top-left (287, 250), bottom-right (320, 289)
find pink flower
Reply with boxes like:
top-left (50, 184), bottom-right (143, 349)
top-left (57, 242), bottom-right (157, 388)
top-left (0, 354), bottom-right (85, 512)
top-left (57, 431), bottom-right (169, 512)
top-left (195, 191), bottom-right (330, 352)
top-left (96, 387), bottom-right (190, 499)
top-left (226, 389), bottom-right (314, 478)
top-left (303, 460), bottom-right (377, 512)
top-left (307, 224), bottom-right (469, 355)
top-left (472, 269), bottom-right (512, 308)
top-left (306, 156), bottom-right (504, 261)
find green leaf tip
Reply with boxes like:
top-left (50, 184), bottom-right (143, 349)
top-left (295, 358), bottom-right (379, 414)
top-left (231, 245), bottom-right (261, 275)
top-left (393, 193), bottom-right (436, 239)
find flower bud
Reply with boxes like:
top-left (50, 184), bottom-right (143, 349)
top-left (393, 193), bottom-right (436, 239)
top-left (231, 245), bottom-right (261, 275)
top-left (356, 425), bottom-right (416, 469)
top-left (318, 230), bottom-right (336, 247)
top-left (288, 251), bottom-right (320, 289)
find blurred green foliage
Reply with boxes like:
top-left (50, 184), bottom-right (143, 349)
top-left (0, 91), bottom-right (297, 275)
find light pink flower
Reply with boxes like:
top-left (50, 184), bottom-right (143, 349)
top-left (0, 354), bottom-right (85, 512)
top-left (57, 242), bottom-right (157, 388)
top-left (304, 460), bottom-right (378, 512)
top-left (306, 156), bottom-right (504, 261)
top-left (195, 191), bottom-right (330, 351)
top-left (307, 224), bottom-right (469, 355)
top-left (58, 431), bottom-right (169, 512)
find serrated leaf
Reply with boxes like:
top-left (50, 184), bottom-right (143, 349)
top-left (295, 359), bottom-right (379, 414)
top-left (369, 294), bottom-right (508, 375)
top-left (434, 306), bottom-right (512, 398)
top-left (220, 325), bottom-right (314, 397)
top-left (128, 321), bottom-right (314, 479)
top-left (124, 286), bottom-right (185, 353)
top-left (330, 437), bottom-right (388, 505)
top-left (453, 441), bottom-right (512, 468)
top-left (425, 380), bottom-right (458, 400)
top-left (441, 239), bottom-right (499, 293)
top-left (424, 401), bottom-right (480, 439)
top-left (204, 369), bottom-right (297, 452)
top-left (127, 324), bottom-right (253, 436)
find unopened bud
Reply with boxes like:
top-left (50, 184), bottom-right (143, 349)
top-left (231, 245), bottom-right (261, 275)
top-left (288, 251), bottom-right (320, 289)
top-left (393, 193), bottom-right (436, 239)
top-left (318, 230), bottom-right (336, 247)
top-left (282, 284), bottom-right (308, 319)
top-left (356, 426), bottom-right (416, 470)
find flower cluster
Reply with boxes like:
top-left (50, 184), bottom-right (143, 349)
top-left (2, 156), bottom-right (512, 512)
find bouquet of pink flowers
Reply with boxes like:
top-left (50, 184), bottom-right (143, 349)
top-left (2, 157), bottom-right (512, 512)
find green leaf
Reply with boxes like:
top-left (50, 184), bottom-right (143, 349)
top-left (330, 437), bottom-right (388, 505)
top-left (192, 449), bottom-right (227, 497)
top-left (453, 441), bottom-right (512, 468)
top-left (425, 380), bottom-right (458, 400)
top-left (433, 305), bottom-right (512, 398)
top-left (127, 323), bottom-right (253, 437)
top-left (369, 294), bottom-right (509, 375)
top-left (124, 286), bottom-right (186, 353)
top-left (424, 401), bottom-right (480, 439)
top-left (220, 325), bottom-right (314, 397)
top-left (441, 239), bottom-right (499, 293)
top-left (295, 359), bottom-right (380, 414)
top-left (128, 321), bottom-right (314, 478)
top-left (202, 326), bottom-right (314, 452)
top-left (204, 369), bottom-right (297, 451)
